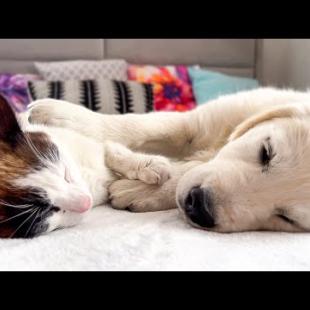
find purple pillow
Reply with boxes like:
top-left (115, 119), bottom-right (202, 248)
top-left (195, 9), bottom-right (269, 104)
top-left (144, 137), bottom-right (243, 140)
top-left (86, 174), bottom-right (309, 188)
top-left (0, 74), bottom-right (41, 112)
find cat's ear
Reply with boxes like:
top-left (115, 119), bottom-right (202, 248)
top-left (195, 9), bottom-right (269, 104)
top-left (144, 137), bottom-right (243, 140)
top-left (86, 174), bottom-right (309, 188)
top-left (0, 94), bottom-right (23, 144)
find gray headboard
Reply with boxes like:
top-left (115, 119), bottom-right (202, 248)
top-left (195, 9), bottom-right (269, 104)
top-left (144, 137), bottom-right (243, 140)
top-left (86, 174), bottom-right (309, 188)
top-left (0, 39), bottom-right (257, 78)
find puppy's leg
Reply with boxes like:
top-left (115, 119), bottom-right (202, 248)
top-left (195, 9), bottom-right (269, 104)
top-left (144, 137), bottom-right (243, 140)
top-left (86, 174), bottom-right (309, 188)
top-left (28, 90), bottom-right (291, 159)
top-left (109, 160), bottom-right (200, 212)
top-left (28, 99), bottom-right (194, 157)
top-left (28, 99), bottom-right (99, 134)
top-left (104, 141), bottom-right (171, 185)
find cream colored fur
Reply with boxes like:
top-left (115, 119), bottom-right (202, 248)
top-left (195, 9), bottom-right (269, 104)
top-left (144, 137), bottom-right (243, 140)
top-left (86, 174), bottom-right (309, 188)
top-left (28, 87), bottom-right (310, 232)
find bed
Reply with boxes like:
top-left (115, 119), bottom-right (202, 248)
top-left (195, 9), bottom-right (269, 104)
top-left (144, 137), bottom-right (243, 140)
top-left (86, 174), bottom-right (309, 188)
top-left (1, 39), bottom-right (310, 271)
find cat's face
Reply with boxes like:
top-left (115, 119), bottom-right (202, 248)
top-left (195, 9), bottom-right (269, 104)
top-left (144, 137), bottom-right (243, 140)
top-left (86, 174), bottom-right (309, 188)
top-left (0, 95), bottom-right (92, 238)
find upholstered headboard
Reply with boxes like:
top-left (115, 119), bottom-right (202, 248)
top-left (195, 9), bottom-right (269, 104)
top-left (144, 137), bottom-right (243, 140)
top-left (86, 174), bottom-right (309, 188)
top-left (0, 39), bottom-right (257, 78)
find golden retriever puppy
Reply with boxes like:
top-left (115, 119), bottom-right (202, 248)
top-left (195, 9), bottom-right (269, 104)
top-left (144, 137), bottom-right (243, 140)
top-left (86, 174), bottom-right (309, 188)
top-left (28, 87), bottom-right (310, 232)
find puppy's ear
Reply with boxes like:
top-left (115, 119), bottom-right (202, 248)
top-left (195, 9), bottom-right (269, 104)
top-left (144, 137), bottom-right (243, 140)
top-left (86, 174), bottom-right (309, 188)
top-left (0, 94), bottom-right (23, 144)
top-left (229, 105), bottom-right (300, 141)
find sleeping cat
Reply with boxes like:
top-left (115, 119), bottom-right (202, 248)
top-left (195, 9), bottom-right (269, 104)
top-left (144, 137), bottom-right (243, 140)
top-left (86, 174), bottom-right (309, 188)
top-left (0, 95), bottom-right (171, 238)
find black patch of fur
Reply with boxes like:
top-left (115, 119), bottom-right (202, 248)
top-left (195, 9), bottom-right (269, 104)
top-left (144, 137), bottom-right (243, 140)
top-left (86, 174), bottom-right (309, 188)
top-left (0, 187), bottom-right (59, 238)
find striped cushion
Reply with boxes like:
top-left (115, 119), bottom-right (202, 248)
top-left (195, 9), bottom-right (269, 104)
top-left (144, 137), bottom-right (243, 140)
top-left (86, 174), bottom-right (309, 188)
top-left (28, 79), bottom-right (154, 114)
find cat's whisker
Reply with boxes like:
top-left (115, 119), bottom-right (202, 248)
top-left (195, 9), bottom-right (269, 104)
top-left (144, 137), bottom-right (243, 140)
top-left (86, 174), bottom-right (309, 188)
top-left (0, 199), bottom-right (33, 209)
top-left (0, 207), bottom-right (35, 224)
top-left (9, 208), bottom-right (39, 238)
top-left (25, 208), bottom-right (40, 237)
top-left (22, 132), bottom-right (46, 162)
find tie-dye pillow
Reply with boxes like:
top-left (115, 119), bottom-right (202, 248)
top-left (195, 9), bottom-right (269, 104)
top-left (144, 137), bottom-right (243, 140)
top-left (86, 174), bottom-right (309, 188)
top-left (128, 65), bottom-right (196, 112)
top-left (0, 74), bottom-right (41, 112)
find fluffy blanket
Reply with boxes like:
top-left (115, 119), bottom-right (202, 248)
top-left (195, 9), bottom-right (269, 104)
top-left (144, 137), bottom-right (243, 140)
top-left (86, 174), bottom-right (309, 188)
top-left (0, 206), bottom-right (309, 271)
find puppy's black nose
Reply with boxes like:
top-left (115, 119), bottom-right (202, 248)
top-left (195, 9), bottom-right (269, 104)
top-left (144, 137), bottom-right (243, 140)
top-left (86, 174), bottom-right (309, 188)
top-left (184, 187), bottom-right (215, 228)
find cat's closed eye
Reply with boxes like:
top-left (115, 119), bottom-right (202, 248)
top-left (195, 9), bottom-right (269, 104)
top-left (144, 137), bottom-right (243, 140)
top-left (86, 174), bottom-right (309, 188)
top-left (64, 167), bottom-right (73, 183)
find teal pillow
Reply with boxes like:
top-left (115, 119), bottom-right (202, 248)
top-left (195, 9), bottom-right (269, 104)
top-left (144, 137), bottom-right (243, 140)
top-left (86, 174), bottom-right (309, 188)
top-left (189, 67), bottom-right (259, 104)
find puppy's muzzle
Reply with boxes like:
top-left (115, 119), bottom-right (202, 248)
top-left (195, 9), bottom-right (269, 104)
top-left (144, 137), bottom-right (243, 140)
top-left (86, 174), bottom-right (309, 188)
top-left (182, 187), bottom-right (215, 228)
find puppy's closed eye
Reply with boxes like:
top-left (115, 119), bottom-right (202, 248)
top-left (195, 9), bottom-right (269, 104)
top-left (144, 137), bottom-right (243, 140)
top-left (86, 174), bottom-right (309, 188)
top-left (277, 214), bottom-right (295, 225)
top-left (259, 138), bottom-right (275, 168)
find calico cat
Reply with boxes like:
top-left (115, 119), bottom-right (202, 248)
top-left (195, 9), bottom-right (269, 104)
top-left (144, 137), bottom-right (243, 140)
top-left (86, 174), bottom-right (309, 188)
top-left (0, 95), bottom-right (171, 238)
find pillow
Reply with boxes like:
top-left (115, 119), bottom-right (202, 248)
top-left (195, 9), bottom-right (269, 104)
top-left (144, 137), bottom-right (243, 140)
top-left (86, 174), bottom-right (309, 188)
top-left (35, 60), bottom-right (128, 81)
top-left (128, 65), bottom-right (196, 112)
top-left (0, 73), bottom-right (41, 112)
top-left (188, 67), bottom-right (259, 104)
top-left (28, 79), bottom-right (154, 114)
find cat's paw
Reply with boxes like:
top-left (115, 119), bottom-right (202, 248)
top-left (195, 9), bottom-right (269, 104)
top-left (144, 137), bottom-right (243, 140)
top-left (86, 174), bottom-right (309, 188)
top-left (136, 156), bottom-right (172, 185)
top-left (109, 179), bottom-right (163, 212)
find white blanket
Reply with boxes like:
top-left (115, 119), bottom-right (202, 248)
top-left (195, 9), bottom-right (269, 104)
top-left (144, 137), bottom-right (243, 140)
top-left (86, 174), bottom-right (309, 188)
top-left (1, 206), bottom-right (310, 271)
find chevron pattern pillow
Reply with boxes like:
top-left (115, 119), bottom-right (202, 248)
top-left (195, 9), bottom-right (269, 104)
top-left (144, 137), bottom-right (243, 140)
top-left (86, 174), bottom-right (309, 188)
top-left (28, 79), bottom-right (154, 114)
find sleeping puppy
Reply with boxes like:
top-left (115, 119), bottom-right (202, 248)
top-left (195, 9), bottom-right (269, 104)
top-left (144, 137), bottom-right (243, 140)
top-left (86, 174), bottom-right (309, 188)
top-left (28, 87), bottom-right (310, 233)
top-left (0, 95), bottom-right (171, 238)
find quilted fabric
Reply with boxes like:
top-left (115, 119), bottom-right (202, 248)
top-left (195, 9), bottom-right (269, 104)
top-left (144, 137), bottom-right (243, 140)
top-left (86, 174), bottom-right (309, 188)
top-left (35, 60), bottom-right (128, 81)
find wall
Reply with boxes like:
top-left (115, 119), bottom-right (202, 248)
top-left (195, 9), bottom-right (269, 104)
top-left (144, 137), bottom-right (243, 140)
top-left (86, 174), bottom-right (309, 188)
top-left (257, 39), bottom-right (310, 90)
top-left (0, 39), bottom-right (255, 76)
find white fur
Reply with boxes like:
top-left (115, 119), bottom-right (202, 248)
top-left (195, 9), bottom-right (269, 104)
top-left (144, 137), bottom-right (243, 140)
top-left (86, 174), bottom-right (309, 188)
top-left (17, 111), bottom-right (172, 233)
top-left (28, 87), bottom-right (310, 233)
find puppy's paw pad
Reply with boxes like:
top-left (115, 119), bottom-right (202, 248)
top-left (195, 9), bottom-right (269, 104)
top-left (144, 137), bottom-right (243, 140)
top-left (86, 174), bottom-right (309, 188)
top-left (28, 100), bottom-right (75, 127)
top-left (138, 157), bottom-right (172, 185)
top-left (108, 179), bottom-right (138, 210)
top-left (28, 104), bottom-right (52, 124)
top-left (108, 179), bottom-right (160, 212)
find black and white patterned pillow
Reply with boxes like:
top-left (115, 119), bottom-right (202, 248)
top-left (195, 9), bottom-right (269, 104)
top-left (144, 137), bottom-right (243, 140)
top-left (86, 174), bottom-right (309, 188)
top-left (28, 79), bottom-right (154, 114)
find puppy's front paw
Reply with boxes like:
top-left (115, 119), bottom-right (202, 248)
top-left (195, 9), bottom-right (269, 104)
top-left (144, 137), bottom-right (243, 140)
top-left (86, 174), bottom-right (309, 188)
top-left (28, 100), bottom-right (55, 125)
top-left (136, 156), bottom-right (172, 185)
top-left (28, 99), bottom-right (79, 127)
top-left (109, 179), bottom-right (162, 212)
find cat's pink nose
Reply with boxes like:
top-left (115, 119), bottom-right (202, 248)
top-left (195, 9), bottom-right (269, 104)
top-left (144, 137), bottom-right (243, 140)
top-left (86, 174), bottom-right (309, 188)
top-left (77, 195), bottom-right (92, 213)
top-left (56, 193), bottom-right (93, 213)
